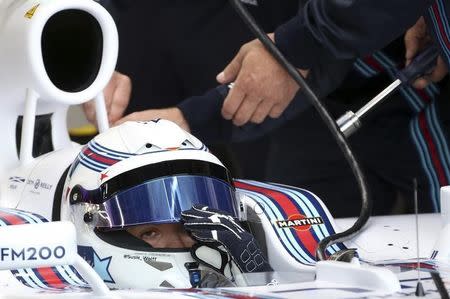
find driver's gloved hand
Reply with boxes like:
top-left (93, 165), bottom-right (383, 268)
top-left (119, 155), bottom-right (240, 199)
top-left (181, 204), bottom-right (272, 281)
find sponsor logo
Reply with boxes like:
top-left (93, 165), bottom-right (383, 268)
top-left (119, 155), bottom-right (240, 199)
top-left (0, 246), bottom-right (65, 261)
top-left (26, 178), bottom-right (53, 191)
top-left (276, 214), bottom-right (324, 231)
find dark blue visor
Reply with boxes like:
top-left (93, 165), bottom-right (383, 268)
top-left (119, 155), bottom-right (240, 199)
top-left (95, 175), bottom-right (237, 229)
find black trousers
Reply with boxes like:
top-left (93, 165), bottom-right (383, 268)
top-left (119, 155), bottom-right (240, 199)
top-left (265, 71), bottom-right (450, 218)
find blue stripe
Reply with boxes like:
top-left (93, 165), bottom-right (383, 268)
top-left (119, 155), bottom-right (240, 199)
top-left (79, 151), bottom-right (110, 169)
top-left (264, 190), bottom-right (317, 261)
top-left (79, 159), bottom-right (104, 172)
top-left (31, 268), bottom-right (55, 289)
top-left (90, 142), bottom-right (135, 158)
top-left (60, 265), bottom-right (89, 287)
top-left (242, 188), bottom-right (315, 264)
top-left (260, 181), bottom-right (345, 253)
top-left (425, 104), bottom-right (450, 180)
top-left (428, 5), bottom-right (450, 63)
top-left (11, 271), bottom-right (32, 288)
top-left (428, 82), bottom-right (440, 95)
top-left (13, 269), bottom-right (42, 289)
top-left (411, 119), bottom-right (440, 211)
top-left (353, 60), bottom-right (377, 78)
top-left (374, 53), bottom-right (447, 210)
top-left (237, 180), bottom-right (347, 263)
top-left (20, 268), bottom-right (50, 289)
top-left (437, 0), bottom-right (450, 60)
top-left (259, 183), bottom-right (323, 246)
top-left (85, 144), bottom-right (121, 165)
top-left (431, 101), bottom-right (450, 165)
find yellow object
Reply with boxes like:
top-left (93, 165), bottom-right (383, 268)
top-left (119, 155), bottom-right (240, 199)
top-left (25, 4), bottom-right (40, 19)
top-left (69, 124), bottom-right (98, 137)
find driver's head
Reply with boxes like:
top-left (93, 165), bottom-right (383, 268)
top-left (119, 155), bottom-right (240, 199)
top-left (61, 120), bottom-right (238, 289)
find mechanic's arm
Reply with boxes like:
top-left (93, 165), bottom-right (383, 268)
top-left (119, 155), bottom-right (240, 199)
top-left (275, 0), bottom-right (435, 69)
top-left (114, 51), bottom-right (353, 143)
top-left (218, 0), bottom-right (434, 126)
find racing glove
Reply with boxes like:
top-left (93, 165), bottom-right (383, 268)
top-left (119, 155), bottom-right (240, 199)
top-left (181, 205), bottom-right (272, 280)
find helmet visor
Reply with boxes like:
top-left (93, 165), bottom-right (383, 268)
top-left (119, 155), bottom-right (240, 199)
top-left (95, 175), bottom-right (237, 229)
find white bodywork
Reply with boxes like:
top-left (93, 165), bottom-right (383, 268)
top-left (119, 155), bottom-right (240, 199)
top-left (0, 0), bottom-right (448, 298)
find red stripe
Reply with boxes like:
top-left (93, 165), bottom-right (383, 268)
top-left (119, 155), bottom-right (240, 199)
top-left (433, 3), bottom-right (450, 49)
top-left (364, 56), bottom-right (384, 72)
top-left (415, 88), bottom-right (431, 104)
top-left (395, 262), bottom-right (435, 270)
top-left (0, 211), bottom-right (26, 225)
top-left (235, 181), bottom-right (318, 257)
top-left (36, 268), bottom-right (66, 289)
top-left (418, 113), bottom-right (448, 186)
top-left (84, 149), bottom-right (119, 165)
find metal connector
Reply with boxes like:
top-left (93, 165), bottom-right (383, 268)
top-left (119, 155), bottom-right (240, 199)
top-left (336, 111), bottom-right (361, 137)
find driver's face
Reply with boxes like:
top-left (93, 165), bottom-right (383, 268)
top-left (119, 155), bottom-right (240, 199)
top-left (127, 223), bottom-right (195, 249)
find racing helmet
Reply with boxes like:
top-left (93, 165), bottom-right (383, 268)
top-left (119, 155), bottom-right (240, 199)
top-left (60, 119), bottom-right (238, 289)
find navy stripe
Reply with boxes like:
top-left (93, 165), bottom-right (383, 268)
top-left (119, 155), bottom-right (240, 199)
top-left (11, 270), bottom-right (32, 288)
top-left (264, 191), bottom-right (317, 261)
top-left (270, 183), bottom-right (345, 253)
top-left (243, 188), bottom-right (315, 264)
top-left (91, 142), bottom-right (135, 158)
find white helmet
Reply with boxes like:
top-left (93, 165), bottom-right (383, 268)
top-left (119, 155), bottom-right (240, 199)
top-left (60, 120), bottom-right (238, 289)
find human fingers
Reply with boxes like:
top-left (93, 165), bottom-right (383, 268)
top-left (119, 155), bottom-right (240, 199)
top-left (412, 77), bottom-right (431, 89)
top-left (221, 82), bottom-right (246, 120)
top-left (404, 33), bottom-right (421, 66)
top-left (404, 17), bottom-right (428, 66)
top-left (109, 74), bottom-right (132, 123)
top-left (217, 45), bottom-right (247, 84)
top-left (269, 97), bottom-right (291, 118)
top-left (232, 94), bottom-right (262, 126)
top-left (103, 74), bottom-right (118, 112)
top-left (82, 100), bottom-right (97, 125)
top-left (429, 56), bottom-right (448, 82)
top-left (412, 56), bottom-right (448, 89)
top-left (250, 98), bottom-right (274, 124)
top-left (269, 101), bottom-right (290, 119)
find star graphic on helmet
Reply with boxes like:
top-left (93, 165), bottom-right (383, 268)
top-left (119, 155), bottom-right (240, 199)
top-left (93, 251), bottom-right (114, 283)
top-left (100, 172), bottom-right (109, 182)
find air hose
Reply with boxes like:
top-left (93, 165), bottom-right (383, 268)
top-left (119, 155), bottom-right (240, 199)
top-left (229, 0), bottom-right (372, 261)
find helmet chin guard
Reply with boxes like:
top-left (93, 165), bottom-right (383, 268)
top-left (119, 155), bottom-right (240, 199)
top-left (61, 120), bottom-right (237, 289)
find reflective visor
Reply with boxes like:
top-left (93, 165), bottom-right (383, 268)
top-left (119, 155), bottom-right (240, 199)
top-left (96, 175), bottom-right (237, 229)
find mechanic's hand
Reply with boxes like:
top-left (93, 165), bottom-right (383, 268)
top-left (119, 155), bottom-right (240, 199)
top-left (114, 107), bottom-right (190, 131)
top-left (83, 71), bottom-right (132, 125)
top-left (404, 17), bottom-right (448, 89)
top-left (217, 33), bottom-right (308, 126)
top-left (182, 205), bottom-right (272, 276)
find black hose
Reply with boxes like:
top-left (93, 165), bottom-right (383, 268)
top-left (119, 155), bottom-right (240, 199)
top-left (229, 0), bottom-right (372, 261)
top-left (431, 272), bottom-right (450, 299)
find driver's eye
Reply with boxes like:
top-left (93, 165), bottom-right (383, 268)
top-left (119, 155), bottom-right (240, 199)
top-left (141, 230), bottom-right (160, 240)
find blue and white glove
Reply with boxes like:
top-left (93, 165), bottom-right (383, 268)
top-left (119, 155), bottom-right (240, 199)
top-left (181, 205), bottom-right (272, 280)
